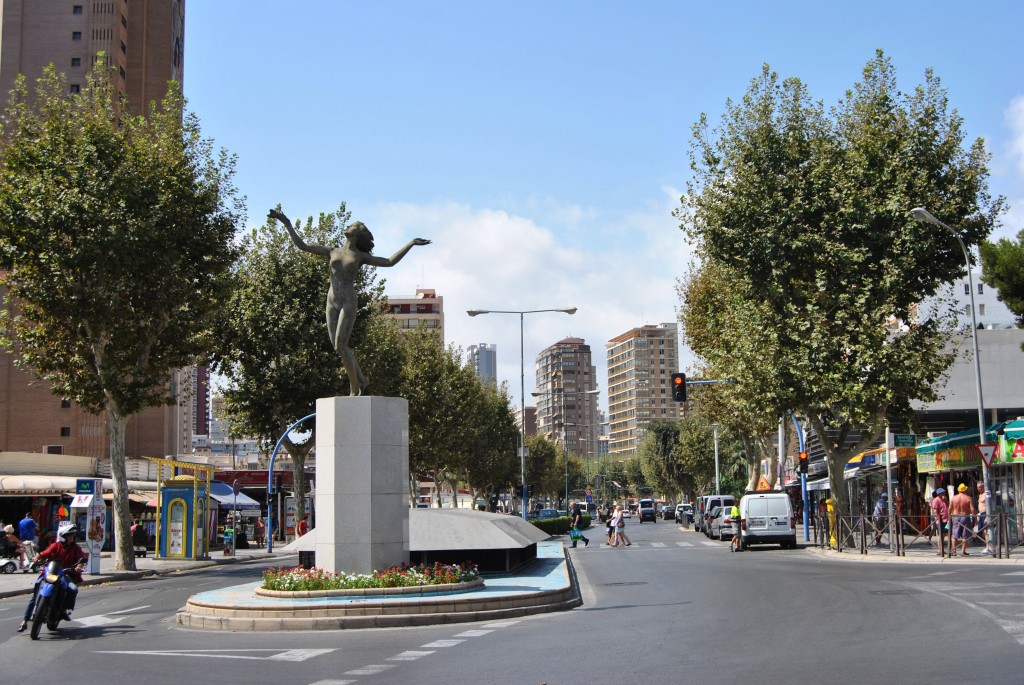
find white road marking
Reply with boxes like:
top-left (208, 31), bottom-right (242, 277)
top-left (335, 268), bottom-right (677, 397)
top-left (270, 649), bottom-right (336, 661)
top-left (676, 542), bottom-right (694, 547)
top-left (345, 665), bottom-right (395, 675)
top-left (482, 621), bottom-right (521, 628)
top-left (453, 629), bottom-right (494, 637)
top-left (388, 650), bottom-right (435, 661)
top-left (309, 681), bottom-right (355, 685)
top-left (1002, 571), bottom-right (1024, 576)
top-left (700, 541), bottom-right (720, 547)
top-left (421, 639), bottom-right (465, 648)
top-left (95, 649), bottom-right (335, 662)
top-left (76, 605), bottom-right (151, 627)
top-left (651, 542), bottom-right (666, 548)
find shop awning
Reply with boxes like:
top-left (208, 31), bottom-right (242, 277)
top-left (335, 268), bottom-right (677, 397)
top-left (915, 424), bottom-right (1005, 454)
top-left (209, 480), bottom-right (261, 509)
top-left (806, 477), bottom-right (830, 491)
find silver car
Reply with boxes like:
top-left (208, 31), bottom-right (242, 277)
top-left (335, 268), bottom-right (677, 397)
top-left (709, 506), bottom-right (738, 541)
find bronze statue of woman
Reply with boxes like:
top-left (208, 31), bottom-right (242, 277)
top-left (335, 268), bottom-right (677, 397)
top-left (269, 208), bottom-right (430, 396)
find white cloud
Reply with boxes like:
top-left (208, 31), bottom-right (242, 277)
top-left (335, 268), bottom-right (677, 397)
top-left (359, 193), bottom-right (695, 411)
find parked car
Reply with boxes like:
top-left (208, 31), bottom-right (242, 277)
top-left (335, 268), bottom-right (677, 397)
top-left (537, 508), bottom-right (560, 520)
top-left (705, 506), bottom-right (723, 539)
top-left (638, 498), bottom-right (657, 523)
top-left (711, 506), bottom-right (738, 541)
top-left (676, 504), bottom-right (693, 524)
top-left (697, 495), bottom-right (736, 536)
top-left (661, 504), bottom-right (676, 520)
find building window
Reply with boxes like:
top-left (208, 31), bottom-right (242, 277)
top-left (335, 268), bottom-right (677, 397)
top-left (121, 15), bottom-right (127, 28)
top-left (70, 84), bottom-right (81, 93)
top-left (964, 304), bottom-right (972, 316)
top-left (979, 304), bottom-right (986, 316)
top-left (72, 31), bottom-right (82, 40)
top-left (121, 41), bottom-right (127, 54)
top-left (73, 5), bottom-right (83, 14)
top-left (60, 427), bottom-right (71, 437)
top-left (977, 283), bottom-right (984, 295)
top-left (61, 399), bottom-right (71, 409)
top-left (119, 65), bottom-right (126, 79)
top-left (71, 57), bottom-right (81, 67)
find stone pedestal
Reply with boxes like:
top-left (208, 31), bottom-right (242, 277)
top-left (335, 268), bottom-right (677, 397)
top-left (315, 396), bottom-right (409, 575)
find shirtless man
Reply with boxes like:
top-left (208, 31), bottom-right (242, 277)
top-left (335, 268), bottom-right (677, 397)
top-left (270, 208), bottom-right (429, 396)
top-left (949, 483), bottom-right (976, 556)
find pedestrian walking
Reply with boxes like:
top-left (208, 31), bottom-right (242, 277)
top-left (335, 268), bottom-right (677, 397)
top-left (296, 514), bottom-right (309, 538)
top-left (569, 502), bottom-right (589, 548)
top-left (977, 483), bottom-right (993, 555)
top-left (614, 504), bottom-right (632, 546)
top-left (872, 492), bottom-right (888, 546)
top-left (605, 506), bottom-right (615, 545)
top-left (17, 513), bottom-right (37, 568)
top-left (950, 483), bottom-right (975, 556)
top-left (931, 488), bottom-right (949, 555)
top-left (729, 501), bottom-right (742, 552)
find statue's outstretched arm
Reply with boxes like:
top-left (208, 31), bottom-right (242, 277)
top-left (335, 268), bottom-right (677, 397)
top-left (365, 238), bottom-right (431, 267)
top-left (268, 208), bottom-right (331, 256)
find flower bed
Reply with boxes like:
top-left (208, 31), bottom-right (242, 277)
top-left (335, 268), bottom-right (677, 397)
top-left (260, 561), bottom-right (479, 593)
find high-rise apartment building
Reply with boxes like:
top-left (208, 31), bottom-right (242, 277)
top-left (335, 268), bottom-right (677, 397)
top-left (534, 338), bottom-right (598, 460)
top-left (385, 288), bottom-right (444, 341)
top-left (467, 343), bottom-right (497, 388)
top-left (606, 323), bottom-right (682, 455)
top-left (0, 0), bottom-right (185, 117)
top-left (0, 1), bottom-right (187, 461)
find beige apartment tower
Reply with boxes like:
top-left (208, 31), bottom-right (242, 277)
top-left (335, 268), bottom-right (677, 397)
top-left (535, 337), bottom-right (599, 461)
top-left (606, 323), bottom-right (682, 455)
top-left (385, 288), bottom-right (444, 341)
top-left (0, 0), bottom-right (185, 117)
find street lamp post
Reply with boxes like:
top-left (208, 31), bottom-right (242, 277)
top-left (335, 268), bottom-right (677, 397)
top-left (467, 307), bottom-right (577, 520)
top-left (910, 207), bottom-right (992, 545)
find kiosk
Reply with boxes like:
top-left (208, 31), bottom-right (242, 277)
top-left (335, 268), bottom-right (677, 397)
top-left (144, 457), bottom-right (215, 560)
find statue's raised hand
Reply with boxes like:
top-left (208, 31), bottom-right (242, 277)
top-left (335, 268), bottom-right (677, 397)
top-left (413, 238), bottom-right (431, 246)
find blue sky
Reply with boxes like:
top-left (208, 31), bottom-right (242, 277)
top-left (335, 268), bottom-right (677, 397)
top-left (184, 1), bottom-right (1024, 410)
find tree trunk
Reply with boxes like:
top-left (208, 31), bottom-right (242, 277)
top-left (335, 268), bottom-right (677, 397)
top-left (283, 437), bottom-right (312, 532)
top-left (106, 407), bottom-right (136, 572)
top-left (807, 411), bottom-right (886, 522)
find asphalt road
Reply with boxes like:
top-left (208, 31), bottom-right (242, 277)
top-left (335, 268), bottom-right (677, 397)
top-left (1, 521), bottom-right (1023, 685)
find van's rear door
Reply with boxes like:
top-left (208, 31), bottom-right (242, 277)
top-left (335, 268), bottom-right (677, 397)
top-left (766, 496), bottom-right (792, 531)
top-left (746, 497), bottom-right (769, 532)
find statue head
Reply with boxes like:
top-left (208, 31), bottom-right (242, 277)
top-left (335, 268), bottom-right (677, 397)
top-left (344, 221), bottom-right (374, 252)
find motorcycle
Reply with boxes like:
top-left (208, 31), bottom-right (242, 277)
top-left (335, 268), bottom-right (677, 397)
top-left (29, 560), bottom-right (79, 640)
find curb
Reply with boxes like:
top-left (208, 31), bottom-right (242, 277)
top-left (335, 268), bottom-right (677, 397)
top-left (0, 553), bottom-right (297, 600)
top-left (175, 549), bottom-right (581, 632)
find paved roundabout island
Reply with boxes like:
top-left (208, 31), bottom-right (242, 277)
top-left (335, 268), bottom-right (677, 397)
top-left (176, 540), bottom-right (579, 631)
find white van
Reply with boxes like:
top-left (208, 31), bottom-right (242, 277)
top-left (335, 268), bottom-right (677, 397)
top-left (738, 492), bottom-right (796, 549)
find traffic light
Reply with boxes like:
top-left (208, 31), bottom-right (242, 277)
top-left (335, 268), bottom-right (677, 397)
top-left (798, 451), bottom-right (808, 474)
top-left (671, 373), bottom-right (687, 402)
top-left (514, 485), bottom-right (523, 498)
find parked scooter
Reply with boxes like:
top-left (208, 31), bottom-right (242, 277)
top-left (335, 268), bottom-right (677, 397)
top-left (29, 560), bottom-right (79, 640)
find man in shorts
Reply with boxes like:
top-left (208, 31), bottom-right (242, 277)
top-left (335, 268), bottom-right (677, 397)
top-left (949, 483), bottom-right (975, 556)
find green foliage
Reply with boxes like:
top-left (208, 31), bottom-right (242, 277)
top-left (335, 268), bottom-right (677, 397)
top-left (529, 515), bottom-right (589, 535)
top-left (525, 435), bottom-right (562, 497)
top-left (980, 229), bottom-right (1024, 331)
top-left (0, 62), bottom-right (241, 571)
top-left (261, 561), bottom-right (479, 591)
top-left (678, 51), bottom-right (1003, 513)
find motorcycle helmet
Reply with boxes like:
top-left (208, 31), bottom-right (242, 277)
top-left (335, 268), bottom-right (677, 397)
top-left (57, 522), bottom-right (79, 541)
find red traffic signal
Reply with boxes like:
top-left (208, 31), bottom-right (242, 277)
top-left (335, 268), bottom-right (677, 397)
top-left (671, 373), bottom-right (687, 402)
top-left (798, 451), bottom-right (809, 473)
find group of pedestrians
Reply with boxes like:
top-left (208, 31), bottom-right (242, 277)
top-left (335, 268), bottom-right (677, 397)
top-left (931, 483), bottom-right (993, 556)
top-left (603, 504), bottom-right (632, 547)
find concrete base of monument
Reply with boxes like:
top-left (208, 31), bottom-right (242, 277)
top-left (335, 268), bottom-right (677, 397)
top-left (175, 540), bottom-right (579, 631)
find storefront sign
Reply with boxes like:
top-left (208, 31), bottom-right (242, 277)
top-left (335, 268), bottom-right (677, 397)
top-left (916, 444), bottom-right (984, 473)
top-left (77, 478), bottom-right (104, 574)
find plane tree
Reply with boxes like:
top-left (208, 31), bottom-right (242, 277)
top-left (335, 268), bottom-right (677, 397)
top-left (679, 51), bottom-right (1003, 515)
top-left (0, 65), bottom-right (241, 570)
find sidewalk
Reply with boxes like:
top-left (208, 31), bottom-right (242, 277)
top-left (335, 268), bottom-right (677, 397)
top-left (0, 546), bottom-right (296, 600)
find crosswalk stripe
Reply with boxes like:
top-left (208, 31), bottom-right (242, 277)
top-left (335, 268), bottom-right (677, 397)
top-left (651, 542), bottom-right (666, 548)
top-left (701, 541), bottom-right (720, 547)
top-left (676, 542), bottom-right (694, 547)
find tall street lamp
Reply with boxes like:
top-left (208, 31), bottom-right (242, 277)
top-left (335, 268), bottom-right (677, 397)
top-left (910, 207), bottom-right (992, 534)
top-left (467, 307), bottom-right (577, 519)
top-left (533, 387), bottom-right (600, 511)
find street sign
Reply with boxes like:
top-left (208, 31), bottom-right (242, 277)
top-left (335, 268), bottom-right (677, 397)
top-left (585, 495), bottom-right (593, 504)
top-left (978, 443), bottom-right (998, 467)
top-left (893, 433), bottom-right (917, 448)
top-left (756, 476), bottom-right (771, 491)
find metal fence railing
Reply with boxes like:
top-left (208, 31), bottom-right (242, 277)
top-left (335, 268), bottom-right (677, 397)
top-left (808, 512), bottom-right (1024, 558)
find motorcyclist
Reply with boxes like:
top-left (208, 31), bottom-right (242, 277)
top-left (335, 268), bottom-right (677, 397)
top-left (16, 522), bottom-right (88, 633)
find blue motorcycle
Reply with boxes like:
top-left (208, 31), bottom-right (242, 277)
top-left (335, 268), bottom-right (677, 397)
top-left (29, 560), bottom-right (78, 640)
